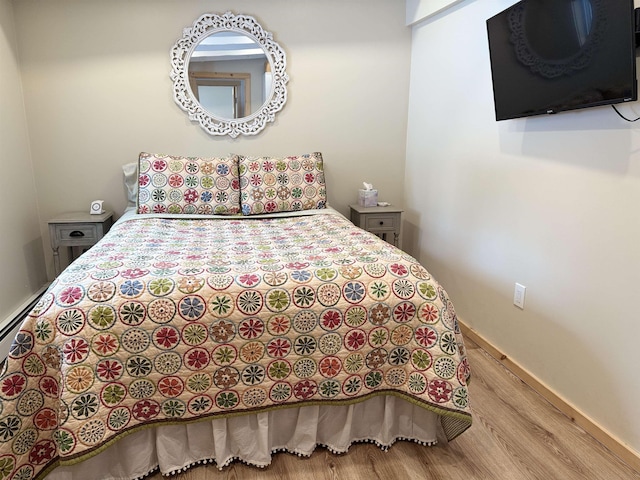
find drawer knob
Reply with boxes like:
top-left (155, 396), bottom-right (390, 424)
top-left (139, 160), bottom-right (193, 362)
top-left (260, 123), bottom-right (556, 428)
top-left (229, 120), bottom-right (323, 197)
top-left (69, 230), bottom-right (85, 237)
top-left (379, 221), bottom-right (384, 225)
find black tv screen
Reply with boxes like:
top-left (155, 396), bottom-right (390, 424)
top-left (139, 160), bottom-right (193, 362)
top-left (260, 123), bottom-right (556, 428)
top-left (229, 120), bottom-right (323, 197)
top-left (487, 0), bottom-right (637, 121)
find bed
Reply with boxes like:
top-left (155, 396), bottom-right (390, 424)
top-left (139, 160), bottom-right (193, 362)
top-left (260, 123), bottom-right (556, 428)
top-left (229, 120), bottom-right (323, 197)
top-left (0, 152), bottom-right (471, 480)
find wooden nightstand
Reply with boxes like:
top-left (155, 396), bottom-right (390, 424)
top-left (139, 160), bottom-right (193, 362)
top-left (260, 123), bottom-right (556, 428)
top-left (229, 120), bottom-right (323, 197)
top-left (48, 211), bottom-right (113, 276)
top-left (350, 204), bottom-right (403, 248)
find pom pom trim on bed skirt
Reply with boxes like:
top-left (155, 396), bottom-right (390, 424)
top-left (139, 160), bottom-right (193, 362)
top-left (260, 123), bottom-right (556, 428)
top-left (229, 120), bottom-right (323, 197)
top-left (46, 395), bottom-right (444, 480)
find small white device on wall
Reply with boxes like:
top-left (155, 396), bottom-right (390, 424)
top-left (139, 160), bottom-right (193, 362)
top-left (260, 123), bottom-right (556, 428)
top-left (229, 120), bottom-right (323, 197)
top-left (90, 200), bottom-right (104, 215)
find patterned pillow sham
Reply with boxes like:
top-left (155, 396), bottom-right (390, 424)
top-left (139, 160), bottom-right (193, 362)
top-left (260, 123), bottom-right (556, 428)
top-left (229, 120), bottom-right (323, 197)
top-left (137, 152), bottom-right (241, 215)
top-left (238, 152), bottom-right (327, 215)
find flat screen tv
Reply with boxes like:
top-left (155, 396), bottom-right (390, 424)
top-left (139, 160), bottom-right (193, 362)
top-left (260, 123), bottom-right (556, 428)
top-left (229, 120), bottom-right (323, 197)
top-left (486, 0), bottom-right (637, 121)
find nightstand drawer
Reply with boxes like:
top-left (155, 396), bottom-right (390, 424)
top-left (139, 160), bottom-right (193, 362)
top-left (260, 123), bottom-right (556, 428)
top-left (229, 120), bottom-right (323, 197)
top-left (365, 215), bottom-right (398, 230)
top-left (55, 224), bottom-right (99, 243)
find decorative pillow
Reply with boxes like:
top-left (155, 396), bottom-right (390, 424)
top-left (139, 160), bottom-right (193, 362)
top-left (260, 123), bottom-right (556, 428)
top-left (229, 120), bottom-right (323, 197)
top-left (238, 152), bottom-right (327, 215)
top-left (137, 152), bottom-right (241, 215)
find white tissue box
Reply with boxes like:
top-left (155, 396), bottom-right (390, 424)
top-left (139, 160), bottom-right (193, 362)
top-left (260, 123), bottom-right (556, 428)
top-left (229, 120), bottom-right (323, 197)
top-left (358, 189), bottom-right (378, 207)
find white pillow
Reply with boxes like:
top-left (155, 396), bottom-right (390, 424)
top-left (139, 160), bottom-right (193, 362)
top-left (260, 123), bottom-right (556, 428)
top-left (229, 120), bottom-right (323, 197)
top-left (122, 162), bottom-right (138, 209)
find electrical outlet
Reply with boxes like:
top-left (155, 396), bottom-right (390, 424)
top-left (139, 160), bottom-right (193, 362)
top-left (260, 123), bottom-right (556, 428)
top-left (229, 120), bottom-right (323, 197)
top-left (513, 283), bottom-right (526, 309)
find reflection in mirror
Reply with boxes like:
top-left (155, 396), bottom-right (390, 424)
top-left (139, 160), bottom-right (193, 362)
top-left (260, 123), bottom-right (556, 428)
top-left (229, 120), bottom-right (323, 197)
top-left (508, 0), bottom-right (603, 79)
top-left (170, 12), bottom-right (288, 138)
top-left (524, 0), bottom-right (593, 60)
top-left (190, 72), bottom-right (250, 118)
top-left (188, 32), bottom-right (269, 119)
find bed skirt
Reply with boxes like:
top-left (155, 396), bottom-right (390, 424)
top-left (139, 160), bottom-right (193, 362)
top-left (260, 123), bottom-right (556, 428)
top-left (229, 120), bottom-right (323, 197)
top-left (46, 395), bottom-right (441, 479)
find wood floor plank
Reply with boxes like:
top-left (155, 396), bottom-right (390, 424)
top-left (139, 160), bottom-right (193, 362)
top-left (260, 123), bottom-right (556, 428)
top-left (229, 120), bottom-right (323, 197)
top-left (469, 341), bottom-right (633, 479)
top-left (146, 339), bottom-right (640, 480)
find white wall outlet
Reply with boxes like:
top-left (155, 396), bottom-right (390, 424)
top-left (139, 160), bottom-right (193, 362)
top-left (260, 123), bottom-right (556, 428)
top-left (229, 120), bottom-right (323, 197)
top-left (514, 283), bottom-right (526, 309)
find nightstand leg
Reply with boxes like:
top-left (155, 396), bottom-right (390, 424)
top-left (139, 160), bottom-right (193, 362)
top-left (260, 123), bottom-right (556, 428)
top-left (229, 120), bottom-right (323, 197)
top-left (52, 247), bottom-right (61, 277)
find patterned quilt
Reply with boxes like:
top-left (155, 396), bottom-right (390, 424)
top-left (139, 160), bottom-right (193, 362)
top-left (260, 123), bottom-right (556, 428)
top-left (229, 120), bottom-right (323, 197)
top-left (0, 210), bottom-right (471, 480)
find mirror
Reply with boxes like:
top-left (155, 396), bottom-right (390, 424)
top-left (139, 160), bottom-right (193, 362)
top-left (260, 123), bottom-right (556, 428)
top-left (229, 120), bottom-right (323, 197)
top-left (189, 32), bottom-right (268, 119)
top-left (170, 12), bottom-right (289, 138)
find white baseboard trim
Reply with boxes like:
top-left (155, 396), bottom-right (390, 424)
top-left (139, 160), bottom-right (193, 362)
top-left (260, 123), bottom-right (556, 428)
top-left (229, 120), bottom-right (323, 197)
top-left (459, 320), bottom-right (640, 473)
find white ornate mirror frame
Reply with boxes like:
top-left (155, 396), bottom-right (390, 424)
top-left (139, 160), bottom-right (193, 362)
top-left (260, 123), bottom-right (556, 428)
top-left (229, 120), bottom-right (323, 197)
top-left (170, 12), bottom-right (289, 138)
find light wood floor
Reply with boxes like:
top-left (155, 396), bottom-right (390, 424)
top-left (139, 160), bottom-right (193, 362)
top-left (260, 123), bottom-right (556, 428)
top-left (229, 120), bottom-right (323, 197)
top-left (148, 339), bottom-right (640, 480)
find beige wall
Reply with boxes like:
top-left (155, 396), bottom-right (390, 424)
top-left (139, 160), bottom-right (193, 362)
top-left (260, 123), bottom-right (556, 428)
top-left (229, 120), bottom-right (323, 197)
top-left (406, 0), bottom-right (640, 457)
top-left (12, 0), bottom-right (411, 280)
top-left (0, 0), bottom-right (47, 324)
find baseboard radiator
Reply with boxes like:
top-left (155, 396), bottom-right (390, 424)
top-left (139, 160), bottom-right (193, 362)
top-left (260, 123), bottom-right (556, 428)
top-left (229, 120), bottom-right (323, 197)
top-left (0, 286), bottom-right (48, 362)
